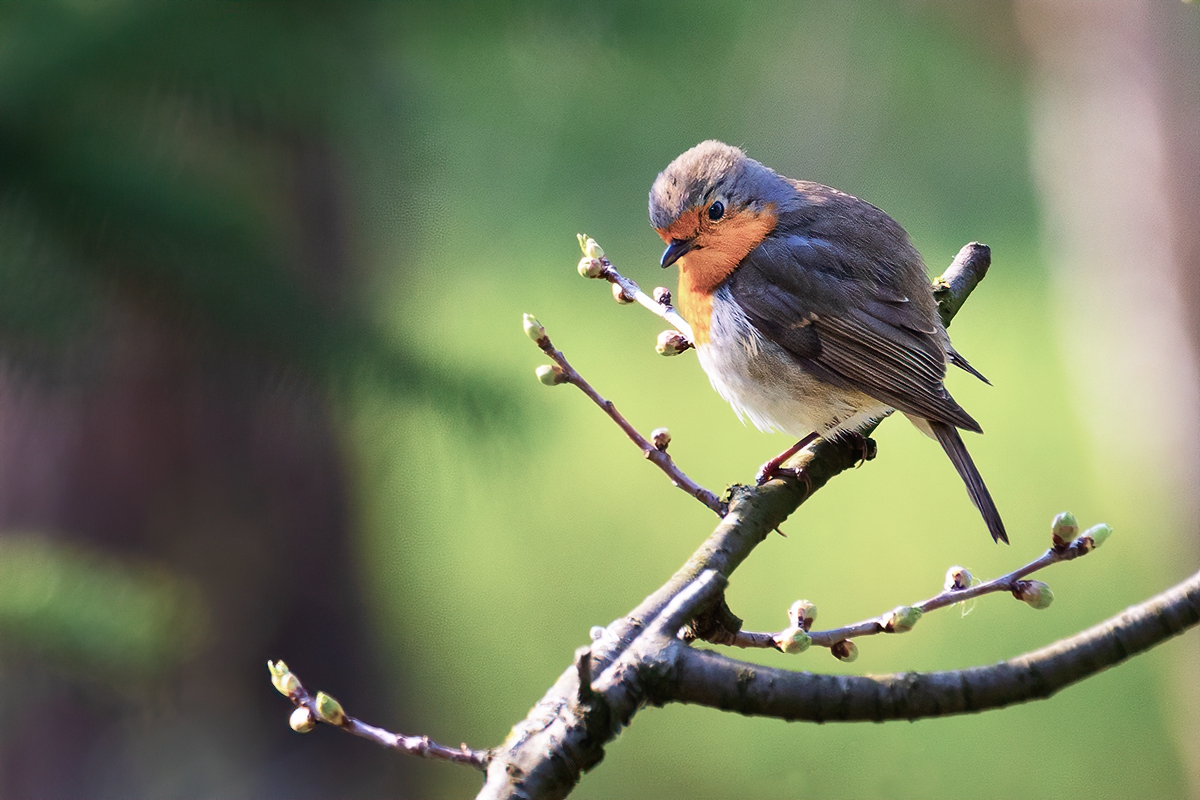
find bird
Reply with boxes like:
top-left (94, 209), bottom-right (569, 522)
top-left (649, 140), bottom-right (1007, 544)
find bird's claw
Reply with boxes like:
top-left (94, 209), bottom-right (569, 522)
top-left (756, 464), bottom-right (813, 494)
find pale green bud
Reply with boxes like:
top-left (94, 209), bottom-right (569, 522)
top-left (523, 313), bottom-right (546, 342)
top-left (1077, 523), bottom-right (1113, 553)
top-left (582, 236), bottom-right (605, 260)
top-left (651, 427), bottom-right (671, 450)
top-left (775, 626), bottom-right (812, 654)
top-left (787, 599), bottom-right (817, 631)
top-left (275, 671), bottom-right (301, 698)
top-left (944, 565), bottom-right (974, 592)
top-left (1014, 580), bottom-right (1054, 610)
top-left (655, 329), bottom-right (691, 356)
top-left (535, 364), bottom-right (568, 386)
top-left (577, 257), bottom-right (604, 279)
top-left (290, 706), bottom-right (316, 733)
top-left (830, 639), bottom-right (859, 662)
top-left (314, 691), bottom-right (347, 726)
top-left (1051, 511), bottom-right (1079, 548)
top-left (612, 282), bottom-right (634, 304)
top-left (883, 605), bottom-right (922, 633)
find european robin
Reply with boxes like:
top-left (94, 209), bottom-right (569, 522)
top-left (649, 140), bottom-right (1006, 544)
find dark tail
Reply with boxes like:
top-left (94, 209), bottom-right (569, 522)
top-left (929, 420), bottom-right (1008, 544)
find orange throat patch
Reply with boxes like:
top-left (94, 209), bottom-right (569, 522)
top-left (661, 206), bottom-right (777, 346)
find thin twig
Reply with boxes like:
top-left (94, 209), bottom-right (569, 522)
top-left (730, 537), bottom-right (1098, 651)
top-left (529, 328), bottom-right (726, 515)
top-left (594, 257), bottom-right (695, 344)
top-left (268, 663), bottom-right (490, 772)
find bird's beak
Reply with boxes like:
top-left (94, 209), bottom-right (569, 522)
top-left (660, 238), bottom-right (695, 268)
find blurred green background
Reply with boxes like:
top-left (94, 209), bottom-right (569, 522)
top-left (2, 2), bottom-right (1198, 798)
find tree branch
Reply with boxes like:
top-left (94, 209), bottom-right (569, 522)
top-left (664, 568), bottom-right (1200, 721)
top-left (731, 524), bottom-right (1110, 653)
top-left (266, 661), bottom-right (490, 772)
top-left (477, 243), bottom-right (1002, 799)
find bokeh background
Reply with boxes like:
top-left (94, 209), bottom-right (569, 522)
top-left (1, 2), bottom-right (1198, 798)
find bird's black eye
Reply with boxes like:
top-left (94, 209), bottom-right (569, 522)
top-left (707, 201), bottom-right (724, 222)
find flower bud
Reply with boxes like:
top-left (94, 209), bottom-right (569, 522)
top-left (589, 626), bottom-right (607, 642)
top-left (290, 706), bottom-right (316, 733)
top-left (653, 287), bottom-right (672, 306)
top-left (576, 234), bottom-right (605, 260)
top-left (268, 660), bottom-right (299, 696)
top-left (276, 671), bottom-right (301, 698)
top-left (535, 364), bottom-right (568, 386)
top-left (1051, 511), bottom-right (1079, 548)
top-left (577, 256), bottom-right (604, 279)
top-left (523, 313), bottom-right (546, 342)
top-left (882, 605), bottom-right (922, 633)
top-left (775, 626), bottom-right (812, 654)
top-left (655, 329), bottom-right (691, 356)
top-left (314, 691), bottom-right (347, 726)
top-left (944, 565), bottom-right (974, 592)
top-left (787, 599), bottom-right (817, 631)
top-left (651, 427), bottom-right (671, 450)
top-left (830, 639), bottom-right (859, 663)
top-left (1014, 580), bottom-right (1054, 610)
top-left (1076, 523), bottom-right (1113, 553)
top-left (612, 282), bottom-right (634, 304)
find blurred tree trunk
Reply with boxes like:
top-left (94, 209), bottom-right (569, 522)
top-left (0, 139), bottom-right (416, 799)
top-left (1016, 1), bottom-right (1200, 794)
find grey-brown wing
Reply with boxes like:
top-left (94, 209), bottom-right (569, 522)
top-left (730, 236), bottom-right (981, 432)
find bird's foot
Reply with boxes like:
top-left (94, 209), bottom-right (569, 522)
top-left (757, 465), bottom-right (814, 494)
top-left (755, 433), bottom-right (820, 487)
top-left (845, 431), bottom-right (872, 467)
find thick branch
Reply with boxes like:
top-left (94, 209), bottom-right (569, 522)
top-left (664, 568), bottom-right (1200, 721)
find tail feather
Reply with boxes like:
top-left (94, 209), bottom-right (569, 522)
top-left (928, 420), bottom-right (1008, 544)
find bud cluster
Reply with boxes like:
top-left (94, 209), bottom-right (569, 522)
top-left (1049, 511), bottom-right (1113, 554)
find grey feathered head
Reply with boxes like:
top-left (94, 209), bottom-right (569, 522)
top-left (649, 141), bottom-right (788, 229)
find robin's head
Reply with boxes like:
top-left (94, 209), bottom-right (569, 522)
top-left (649, 141), bottom-right (790, 271)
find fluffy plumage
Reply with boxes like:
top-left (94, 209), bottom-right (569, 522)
top-left (650, 140), bottom-right (1007, 544)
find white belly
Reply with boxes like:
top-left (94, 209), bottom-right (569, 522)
top-left (698, 286), bottom-right (890, 438)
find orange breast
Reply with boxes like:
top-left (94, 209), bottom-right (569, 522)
top-left (671, 206), bottom-right (777, 346)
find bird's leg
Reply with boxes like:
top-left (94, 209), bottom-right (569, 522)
top-left (756, 433), bottom-right (820, 487)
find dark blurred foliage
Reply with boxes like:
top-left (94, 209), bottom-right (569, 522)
top-left (0, 3), bottom-right (460, 797)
